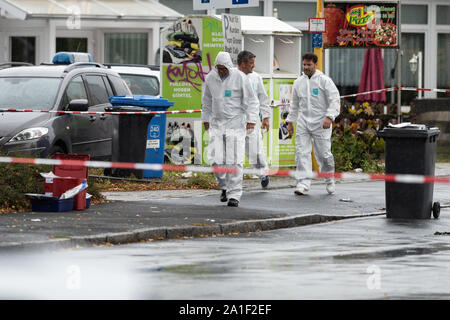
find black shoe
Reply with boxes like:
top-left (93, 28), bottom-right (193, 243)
top-left (220, 190), bottom-right (227, 202)
top-left (261, 175), bottom-right (270, 188)
top-left (227, 198), bottom-right (239, 207)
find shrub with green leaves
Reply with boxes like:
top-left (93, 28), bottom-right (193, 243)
top-left (0, 161), bottom-right (105, 212)
top-left (0, 163), bottom-right (48, 211)
top-left (331, 126), bottom-right (385, 173)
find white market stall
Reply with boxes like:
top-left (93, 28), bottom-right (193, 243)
top-left (160, 15), bottom-right (302, 167)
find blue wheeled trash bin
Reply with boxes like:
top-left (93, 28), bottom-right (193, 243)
top-left (378, 124), bottom-right (441, 219)
top-left (109, 95), bottom-right (174, 179)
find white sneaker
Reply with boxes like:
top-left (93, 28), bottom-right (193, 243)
top-left (326, 182), bottom-right (336, 194)
top-left (294, 186), bottom-right (309, 195)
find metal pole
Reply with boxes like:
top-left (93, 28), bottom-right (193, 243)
top-left (418, 51), bottom-right (423, 98)
top-left (397, 1), bottom-right (402, 123)
top-left (314, 0), bottom-right (324, 71)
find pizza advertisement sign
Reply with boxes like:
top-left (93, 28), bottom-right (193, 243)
top-left (323, 1), bottom-right (399, 48)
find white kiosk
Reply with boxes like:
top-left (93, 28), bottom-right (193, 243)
top-left (161, 15), bottom-right (302, 167)
top-left (240, 16), bottom-right (302, 167)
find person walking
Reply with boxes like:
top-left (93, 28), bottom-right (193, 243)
top-left (202, 52), bottom-right (259, 207)
top-left (286, 52), bottom-right (341, 195)
top-left (237, 50), bottom-right (271, 188)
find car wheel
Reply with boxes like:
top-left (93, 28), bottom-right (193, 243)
top-left (49, 145), bottom-right (65, 158)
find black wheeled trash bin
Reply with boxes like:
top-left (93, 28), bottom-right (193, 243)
top-left (109, 105), bottom-right (154, 179)
top-left (378, 124), bottom-right (440, 219)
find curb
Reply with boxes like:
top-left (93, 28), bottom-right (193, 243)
top-left (0, 211), bottom-right (385, 252)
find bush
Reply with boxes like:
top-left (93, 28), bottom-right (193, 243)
top-left (0, 161), bottom-right (106, 212)
top-left (0, 162), bottom-right (48, 211)
top-left (332, 101), bottom-right (388, 173)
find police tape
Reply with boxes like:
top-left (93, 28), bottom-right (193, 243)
top-left (339, 87), bottom-right (396, 99)
top-left (1, 87), bottom-right (448, 115)
top-left (397, 87), bottom-right (450, 94)
top-left (0, 108), bottom-right (202, 115)
top-left (1, 156), bottom-right (450, 185)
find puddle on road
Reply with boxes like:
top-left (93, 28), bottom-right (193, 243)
top-left (333, 244), bottom-right (450, 260)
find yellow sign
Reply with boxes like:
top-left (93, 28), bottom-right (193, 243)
top-left (346, 5), bottom-right (375, 27)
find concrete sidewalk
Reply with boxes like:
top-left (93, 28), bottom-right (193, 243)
top-left (1, 163), bottom-right (450, 252)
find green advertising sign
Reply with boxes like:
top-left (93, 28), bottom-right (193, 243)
top-left (272, 78), bottom-right (296, 167)
top-left (161, 17), bottom-right (224, 165)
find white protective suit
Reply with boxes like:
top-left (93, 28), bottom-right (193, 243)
top-left (245, 71), bottom-right (270, 171)
top-left (286, 69), bottom-right (341, 190)
top-left (202, 52), bottom-right (259, 201)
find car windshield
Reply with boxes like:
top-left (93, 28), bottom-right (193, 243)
top-left (0, 77), bottom-right (61, 110)
top-left (120, 74), bottom-right (159, 96)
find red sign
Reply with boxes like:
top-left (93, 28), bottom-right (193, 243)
top-left (324, 1), bottom-right (399, 48)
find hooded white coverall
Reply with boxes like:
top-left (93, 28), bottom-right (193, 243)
top-left (286, 70), bottom-right (340, 191)
top-left (202, 52), bottom-right (259, 201)
top-left (245, 71), bottom-right (270, 171)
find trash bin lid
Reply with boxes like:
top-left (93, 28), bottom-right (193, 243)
top-left (378, 123), bottom-right (440, 138)
top-left (109, 95), bottom-right (174, 109)
top-left (109, 105), bottom-right (149, 112)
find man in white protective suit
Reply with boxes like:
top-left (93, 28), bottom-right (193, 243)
top-left (286, 52), bottom-right (341, 196)
top-left (237, 50), bottom-right (271, 188)
top-left (202, 51), bottom-right (260, 207)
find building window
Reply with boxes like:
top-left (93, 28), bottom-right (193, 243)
top-left (160, 0), bottom-right (206, 15)
top-left (401, 5), bottom-right (427, 25)
top-left (383, 33), bottom-right (425, 104)
top-left (301, 33), bottom-right (312, 55)
top-left (10, 37), bottom-right (35, 64)
top-left (56, 38), bottom-right (88, 52)
top-left (437, 34), bottom-right (450, 95)
top-left (273, 1), bottom-right (316, 22)
top-left (437, 5), bottom-right (450, 25)
top-left (104, 33), bottom-right (148, 64)
top-left (217, 1), bottom-right (264, 16)
top-left (328, 48), bottom-right (365, 96)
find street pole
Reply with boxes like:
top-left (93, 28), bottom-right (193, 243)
top-left (397, 1), bottom-right (402, 123)
top-left (314, 0), bottom-right (324, 71)
top-left (418, 51), bottom-right (423, 98)
top-left (312, 0), bottom-right (324, 171)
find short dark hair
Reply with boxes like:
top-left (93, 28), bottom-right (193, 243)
top-left (237, 50), bottom-right (256, 66)
top-left (302, 52), bottom-right (318, 64)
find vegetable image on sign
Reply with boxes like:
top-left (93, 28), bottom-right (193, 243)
top-left (324, 1), bottom-right (398, 48)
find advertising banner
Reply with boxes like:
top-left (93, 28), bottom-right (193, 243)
top-left (161, 17), bottom-right (224, 165)
top-left (324, 1), bottom-right (398, 48)
top-left (271, 78), bottom-right (296, 167)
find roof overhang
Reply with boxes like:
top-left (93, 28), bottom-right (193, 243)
top-left (0, 0), bottom-right (183, 21)
top-left (215, 15), bottom-right (302, 36)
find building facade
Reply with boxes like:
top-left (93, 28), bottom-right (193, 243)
top-left (0, 0), bottom-right (182, 66)
top-left (160, 0), bottom-right (450, 103)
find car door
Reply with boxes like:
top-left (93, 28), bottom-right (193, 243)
top-left (59, 75), bottom-right (99, 157)
top-left (82, 74), bottom-right (114, 159)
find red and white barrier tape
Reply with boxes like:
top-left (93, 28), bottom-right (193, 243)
top-left (2, 87), bottom-right (448, 115)
top-left (340, 87), bottom-right (396, 99)
top-left (0, 108), bottom-right (202, 115)
top-left (1, 156), bottom-right (449, 185)
top-left (398, 87), bottom-right (450, 94)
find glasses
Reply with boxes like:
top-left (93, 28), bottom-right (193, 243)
top-left (216, 66), bottom-right (228, 72)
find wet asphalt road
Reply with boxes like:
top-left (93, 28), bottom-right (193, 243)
top-left (1, 211), bottom-right (450, 300)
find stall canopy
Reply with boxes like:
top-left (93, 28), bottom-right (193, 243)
top-left (0, 0), bottom-right (182, 20)
top-left (357, 48), bottom-right (386, 103)
top-left (239, 15), bottom-right (302, 35)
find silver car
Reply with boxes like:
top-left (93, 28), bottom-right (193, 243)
top-left (0, 54), bottom-right (131, 159)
